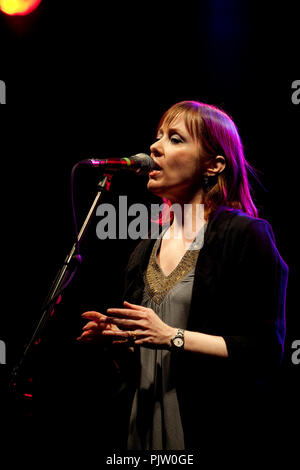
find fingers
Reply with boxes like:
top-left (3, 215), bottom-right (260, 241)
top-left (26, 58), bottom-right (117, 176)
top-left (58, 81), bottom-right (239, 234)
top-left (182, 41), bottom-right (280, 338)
top-left (79, 305), bottom-right (150, 345)
top-left (102, 329), bottom-right (146, 340)
top-left (82, 320), bottom-right (113, 331)
top-left (81, 311), bottom-right (109, 322)
top-left (101, 329), bottom-right (132, 339)
top-left (77, 328), bottom-right (130, 344)
top-left (82, 303), bottom-right (147, 321)
top-left (106, 318), bottom-right (143, 329)
top-left (77, 326), bottom-right (116, 342)
top-left (82, 321), bottom-right (100, 331)
top-left (123, 300), bottom-right (146, 310)
top-left (76, 330), bottom-right (97, 342)
top-left (106, 308), bottom-right (145, 320)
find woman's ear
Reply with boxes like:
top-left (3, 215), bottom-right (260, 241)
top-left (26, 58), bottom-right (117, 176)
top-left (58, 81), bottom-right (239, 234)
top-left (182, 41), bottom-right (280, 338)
top-left (204, 155), bottom-right (226, 176)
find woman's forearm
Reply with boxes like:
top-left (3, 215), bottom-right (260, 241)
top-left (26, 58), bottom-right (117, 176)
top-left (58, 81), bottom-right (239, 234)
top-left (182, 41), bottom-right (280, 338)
top-left (185, 331), bottom-right (228, 357)
top-left (168, 328), bottom-right (228, 358)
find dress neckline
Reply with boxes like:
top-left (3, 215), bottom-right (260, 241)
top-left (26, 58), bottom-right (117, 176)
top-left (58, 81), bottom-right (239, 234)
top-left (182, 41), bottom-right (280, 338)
top-left (154, 223), bottom-right (207, 278)
top-left (143, 229), bottom-right (204, 305)
top-left (154, 236), bottom-right (195, 279)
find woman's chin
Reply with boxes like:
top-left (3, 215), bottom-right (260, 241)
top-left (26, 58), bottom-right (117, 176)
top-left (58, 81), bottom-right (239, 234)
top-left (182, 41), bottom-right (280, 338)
top-left (147, 180), bottom-right (165, 197)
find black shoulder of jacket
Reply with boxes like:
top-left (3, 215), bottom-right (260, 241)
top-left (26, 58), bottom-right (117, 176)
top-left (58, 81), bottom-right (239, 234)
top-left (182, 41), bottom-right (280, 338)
top-left (208, 206), bottom-right (276, 244)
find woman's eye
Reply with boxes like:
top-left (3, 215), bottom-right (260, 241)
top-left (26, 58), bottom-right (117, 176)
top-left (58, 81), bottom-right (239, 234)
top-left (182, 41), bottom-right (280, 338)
top-left (170, 136), bottom-right (182, 144)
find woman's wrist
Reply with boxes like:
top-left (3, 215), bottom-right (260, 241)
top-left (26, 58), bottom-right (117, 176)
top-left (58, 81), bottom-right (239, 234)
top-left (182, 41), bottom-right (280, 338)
top-left (166, 326), bottom-right (178, 348)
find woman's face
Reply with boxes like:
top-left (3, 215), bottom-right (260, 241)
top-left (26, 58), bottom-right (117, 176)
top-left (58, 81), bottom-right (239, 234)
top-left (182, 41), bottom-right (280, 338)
top-left (148, 115), bottom-right (203, 202)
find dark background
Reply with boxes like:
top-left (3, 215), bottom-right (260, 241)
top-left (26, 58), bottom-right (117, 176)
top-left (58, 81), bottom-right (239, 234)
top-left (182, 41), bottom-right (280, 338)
top-left (0, 0), bottom-right (299, 464)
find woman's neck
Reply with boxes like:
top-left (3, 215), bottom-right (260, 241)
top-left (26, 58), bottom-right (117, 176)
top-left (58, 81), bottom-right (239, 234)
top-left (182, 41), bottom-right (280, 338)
top-left (168, 191), bottom-right (206, 243)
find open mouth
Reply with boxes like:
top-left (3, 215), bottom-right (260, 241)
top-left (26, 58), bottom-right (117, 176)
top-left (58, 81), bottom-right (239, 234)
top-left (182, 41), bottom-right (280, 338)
top-left (149, 158), bottom-right (163, 177)
top-left (149, 162), bottom-right (162, 177)
top-left (151, 159), bottom-right (162, 171)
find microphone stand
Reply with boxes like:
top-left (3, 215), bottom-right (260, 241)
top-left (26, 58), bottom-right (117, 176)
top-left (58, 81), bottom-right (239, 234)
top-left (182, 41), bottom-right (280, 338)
top-left (9, 173), bottom-right (111, 394)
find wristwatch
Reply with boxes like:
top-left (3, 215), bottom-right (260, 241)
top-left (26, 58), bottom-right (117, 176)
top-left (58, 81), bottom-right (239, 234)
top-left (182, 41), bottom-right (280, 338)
top-left (170, 328), bottom-right (185, 350)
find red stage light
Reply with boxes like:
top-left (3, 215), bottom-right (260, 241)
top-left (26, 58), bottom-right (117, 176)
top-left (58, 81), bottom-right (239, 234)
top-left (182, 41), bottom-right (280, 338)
top-left (0, 0), bottom-right (42, 16)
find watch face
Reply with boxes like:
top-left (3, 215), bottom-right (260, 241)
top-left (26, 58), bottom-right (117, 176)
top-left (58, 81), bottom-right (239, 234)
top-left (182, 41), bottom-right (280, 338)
top-left (173, 337), bottom-right (184, 347)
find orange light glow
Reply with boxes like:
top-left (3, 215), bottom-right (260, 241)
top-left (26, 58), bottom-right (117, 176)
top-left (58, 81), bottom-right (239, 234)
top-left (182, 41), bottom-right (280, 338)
top-left (0, 0), bottom-right (42, 16)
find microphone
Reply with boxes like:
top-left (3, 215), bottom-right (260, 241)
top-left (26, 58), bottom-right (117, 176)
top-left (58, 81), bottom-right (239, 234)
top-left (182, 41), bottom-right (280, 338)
top-left (80, 153), bottom-right (154, 175)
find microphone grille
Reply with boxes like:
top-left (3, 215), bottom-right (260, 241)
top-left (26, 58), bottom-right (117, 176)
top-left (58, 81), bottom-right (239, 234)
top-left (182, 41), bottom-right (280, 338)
top-left (132, 153), bottom-right (155, 175)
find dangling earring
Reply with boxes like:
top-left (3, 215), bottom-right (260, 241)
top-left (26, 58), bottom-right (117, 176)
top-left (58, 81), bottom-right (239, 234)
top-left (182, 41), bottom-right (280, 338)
top-left (202, 175), bottom-right (210, 190)
top-left (202, 174), bottom-right (218, 191)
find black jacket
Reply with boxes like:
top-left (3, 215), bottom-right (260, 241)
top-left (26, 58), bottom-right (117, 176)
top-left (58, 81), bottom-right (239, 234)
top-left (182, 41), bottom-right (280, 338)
top-left (121, 206), bottom-right (288, 450)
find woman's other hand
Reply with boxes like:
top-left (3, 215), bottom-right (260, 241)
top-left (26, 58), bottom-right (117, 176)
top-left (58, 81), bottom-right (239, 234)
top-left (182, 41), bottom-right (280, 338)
top-left (77, 310), bottom-right (131, 346)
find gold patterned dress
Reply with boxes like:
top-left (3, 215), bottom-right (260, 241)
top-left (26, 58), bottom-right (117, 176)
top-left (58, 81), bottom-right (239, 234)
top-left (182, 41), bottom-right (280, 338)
top-left (127, 227), bottom-right (205, 450)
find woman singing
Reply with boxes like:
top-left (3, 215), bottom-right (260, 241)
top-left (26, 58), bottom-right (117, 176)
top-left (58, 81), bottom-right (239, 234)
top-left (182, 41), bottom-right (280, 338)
top-left (77, 101), bottom-right (288, 452)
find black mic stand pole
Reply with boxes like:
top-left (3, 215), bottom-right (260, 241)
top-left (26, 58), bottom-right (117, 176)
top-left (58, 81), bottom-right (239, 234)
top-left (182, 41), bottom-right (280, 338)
top-left (9, 173), bottom-right (111, 392)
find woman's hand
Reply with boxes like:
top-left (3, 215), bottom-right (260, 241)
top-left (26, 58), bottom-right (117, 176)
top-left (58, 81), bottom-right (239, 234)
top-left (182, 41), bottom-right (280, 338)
top-left (76, 310), bottom-right (131, 346)
top-left (103, 301), bottom-right (176, 348)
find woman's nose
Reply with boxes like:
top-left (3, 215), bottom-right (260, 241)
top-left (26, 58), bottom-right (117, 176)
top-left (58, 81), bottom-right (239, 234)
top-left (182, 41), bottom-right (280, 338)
top-left (150, 139), bottom-right (163, 157)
